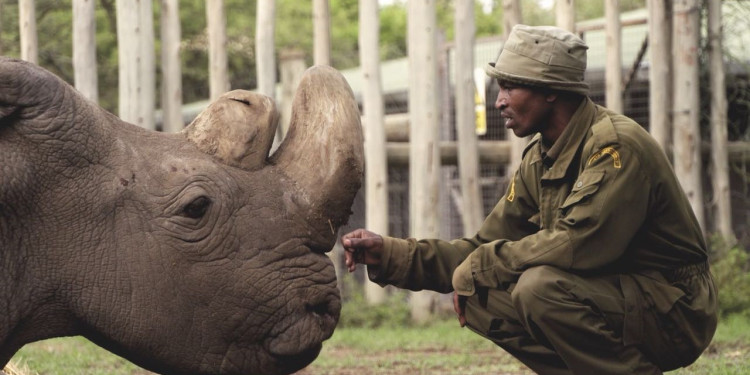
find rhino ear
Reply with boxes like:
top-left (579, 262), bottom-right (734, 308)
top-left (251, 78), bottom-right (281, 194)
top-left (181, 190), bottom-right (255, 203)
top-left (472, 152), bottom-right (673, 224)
top-left (0, 58), bottom-right (37, 123)
top-left (183, 90), bottom-right (279, 171)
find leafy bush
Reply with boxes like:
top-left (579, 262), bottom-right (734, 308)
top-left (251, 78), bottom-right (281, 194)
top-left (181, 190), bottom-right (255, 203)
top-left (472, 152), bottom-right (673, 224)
top-left (337, 276), bottom-right (412, 328)
top-left (709, 236), bottom-right (750, 317)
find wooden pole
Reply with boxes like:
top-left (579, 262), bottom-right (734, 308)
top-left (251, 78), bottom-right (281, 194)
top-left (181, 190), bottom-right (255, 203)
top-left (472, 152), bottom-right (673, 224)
top-left (279, 49), bottom-right (306, 139)
top-left (359, 0), bottom-right (388, 305)
top-left (313, 0), bottom-right (331, 66)
top-left (0, 1), bottom-right (4, 55)
top-left (73, 0), bottom-right (98, 103)
top-left (455, 0), bottom-right (483, 236)
top-left (408, 0), bottom-right (441, 324)
top-left (708, 0), bottom-right (733, 241)
top-left (116, 0), bottom-right (156, 130)
top-left (502, 0), bottom-right (522, 38)
top-left (556, 0), bottom-right (576, 32)
top-left (160, 0), bottom-right (183, 133)
top-left (206, 0), bottom-right (229, 100)
top-left (672, 0), bottom-right (704, 231)
top-left (647, 0), bottom-right (672, 153)
top-left (605, 0), bottom-right (622, 113)
top-left (19, 0), bottom-right (38, 64)
top-left (256, 0), bottom-right (279, 147)
top-left (502, 0), bottom-right (526, 174)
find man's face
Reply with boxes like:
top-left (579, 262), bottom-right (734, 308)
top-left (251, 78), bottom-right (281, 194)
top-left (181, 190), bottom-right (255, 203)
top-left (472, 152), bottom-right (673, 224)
top-left (494, 80), bottom-right (553, 138)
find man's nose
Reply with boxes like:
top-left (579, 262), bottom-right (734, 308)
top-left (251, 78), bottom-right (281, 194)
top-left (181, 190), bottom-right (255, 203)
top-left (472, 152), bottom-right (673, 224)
top-left (495, 90), bottom-right (507, 109)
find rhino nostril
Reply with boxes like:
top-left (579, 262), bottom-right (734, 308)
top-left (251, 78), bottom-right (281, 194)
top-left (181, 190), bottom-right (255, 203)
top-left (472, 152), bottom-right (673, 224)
top-left (308, 243), bottom-right (331, 255)
top-left (305, 301), bottom-right (330, 317)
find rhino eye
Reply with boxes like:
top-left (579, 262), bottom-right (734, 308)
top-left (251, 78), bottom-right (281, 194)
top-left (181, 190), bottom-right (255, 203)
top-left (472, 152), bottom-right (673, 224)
top-left (181, 196), bottom-right (211, 219)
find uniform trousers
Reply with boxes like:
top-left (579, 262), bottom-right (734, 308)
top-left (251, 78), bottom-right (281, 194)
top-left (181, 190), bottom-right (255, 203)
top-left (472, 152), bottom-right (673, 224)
top-left (463, 265), bottom-right (715, 375)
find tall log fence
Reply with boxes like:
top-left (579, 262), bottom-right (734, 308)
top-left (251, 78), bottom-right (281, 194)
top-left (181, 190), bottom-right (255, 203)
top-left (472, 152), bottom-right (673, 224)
top-left (6, 0), bottom-right (747, 312)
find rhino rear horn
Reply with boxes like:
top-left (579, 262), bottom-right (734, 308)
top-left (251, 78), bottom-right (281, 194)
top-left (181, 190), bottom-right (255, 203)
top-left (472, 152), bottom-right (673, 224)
top-left (184, 90), bottom-right (279, 171)
top-left (272, 65), bottom-right (364, 228)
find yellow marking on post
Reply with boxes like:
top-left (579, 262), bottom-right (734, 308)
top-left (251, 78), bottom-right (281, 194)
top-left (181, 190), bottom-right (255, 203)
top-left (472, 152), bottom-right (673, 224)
top-left (587, 147), bottom-right (622, 169)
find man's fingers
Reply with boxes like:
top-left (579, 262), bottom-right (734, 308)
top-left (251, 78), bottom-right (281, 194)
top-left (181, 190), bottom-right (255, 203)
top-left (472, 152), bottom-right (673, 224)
top-left (453, 293), bottom-right (467, 327)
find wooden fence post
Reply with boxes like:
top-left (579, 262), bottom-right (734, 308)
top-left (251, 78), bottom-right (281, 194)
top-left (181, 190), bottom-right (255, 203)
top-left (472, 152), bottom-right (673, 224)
top-left (256, 0), bottom-right (278, 148)
top-left (359, 0), bottom-right (388, 305)
top-left (648, 0), bottom-right (672, 152)
top-left (556, 0), bottom-right (575, 32)
top-left (116, 0), bottom-right (155, 130)
top-left (605, 0), bottom-right (622, 113)
top-left (708, 0), bottom-right (733, 240)
top-left (279, 49), bottom-right (306, 140)
top-left (73, 0), bottom-right (98, 103)
top-left (313, 0), bottom-right (331, 66)
top-left (455, 0), bottom-right (483, 236)
top-left (160, 0), bottom-right (183, 133)
top-left (19, 0), bottom-right (38, 64)
top-left (206, 0), bottom-right (229, 100)
top-left (408, 0), bottom-right (441, 324)
top-left (672, 0), bottom-right (704, 230)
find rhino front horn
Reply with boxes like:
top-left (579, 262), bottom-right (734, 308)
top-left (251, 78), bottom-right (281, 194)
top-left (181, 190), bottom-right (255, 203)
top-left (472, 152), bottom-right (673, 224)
top-left (272, 65), bottom-right (364, 230)
top-left (183, 90), bottom-right (279, 171)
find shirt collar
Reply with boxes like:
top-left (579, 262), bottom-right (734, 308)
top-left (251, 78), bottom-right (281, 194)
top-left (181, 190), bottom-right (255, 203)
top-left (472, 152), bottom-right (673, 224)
top-left (541, 98), bottom-right (597, 180)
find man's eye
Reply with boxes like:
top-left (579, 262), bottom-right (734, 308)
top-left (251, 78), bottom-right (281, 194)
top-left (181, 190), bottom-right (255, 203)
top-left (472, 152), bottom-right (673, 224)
top-left (181, 196), bottom-right (211, 219)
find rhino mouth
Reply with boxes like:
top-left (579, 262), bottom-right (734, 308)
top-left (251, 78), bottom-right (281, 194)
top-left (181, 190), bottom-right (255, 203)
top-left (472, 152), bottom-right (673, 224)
top-left (264, 281), bottom-right (341, 373)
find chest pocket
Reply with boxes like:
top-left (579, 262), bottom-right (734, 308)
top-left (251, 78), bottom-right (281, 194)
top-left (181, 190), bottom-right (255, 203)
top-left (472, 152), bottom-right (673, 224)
top-left (560, 170), bottom-right (606, 212)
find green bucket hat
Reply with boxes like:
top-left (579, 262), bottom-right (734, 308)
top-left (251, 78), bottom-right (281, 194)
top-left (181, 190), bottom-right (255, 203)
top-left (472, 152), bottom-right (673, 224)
top-left (486, 24), bottom-right (589, 95)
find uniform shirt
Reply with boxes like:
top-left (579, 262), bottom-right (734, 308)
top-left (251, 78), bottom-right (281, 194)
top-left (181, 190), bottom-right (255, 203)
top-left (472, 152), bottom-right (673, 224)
top-left (368, 98), bottom-right (708, 305)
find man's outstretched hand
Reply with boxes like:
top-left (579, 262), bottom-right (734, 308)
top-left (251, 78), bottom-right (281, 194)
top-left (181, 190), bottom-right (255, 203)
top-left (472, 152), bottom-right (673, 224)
top-left (341, 228), bottom-right (384, 272)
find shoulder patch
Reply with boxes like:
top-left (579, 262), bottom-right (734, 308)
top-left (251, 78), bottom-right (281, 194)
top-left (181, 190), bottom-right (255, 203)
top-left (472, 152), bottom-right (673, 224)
top-left (587, 146), bottom-right (622, 169)
top-left (507, 171), bottom-right (517, 202)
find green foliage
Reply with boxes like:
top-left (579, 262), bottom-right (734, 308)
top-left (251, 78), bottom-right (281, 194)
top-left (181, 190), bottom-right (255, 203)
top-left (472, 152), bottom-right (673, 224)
top-left (709, 236), bottom-right (750, 317)
top-left (338, 276), bottom-right (412, 329)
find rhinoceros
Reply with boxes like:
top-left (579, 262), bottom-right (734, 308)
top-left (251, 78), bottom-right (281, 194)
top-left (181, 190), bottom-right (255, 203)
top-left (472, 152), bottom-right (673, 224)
top-left (0, 57), bottom-right (363, 375)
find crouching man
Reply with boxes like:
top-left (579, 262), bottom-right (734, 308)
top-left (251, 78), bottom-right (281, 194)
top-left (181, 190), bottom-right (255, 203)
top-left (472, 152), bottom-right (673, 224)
top-left (341, 25), bottom-right (717, 375)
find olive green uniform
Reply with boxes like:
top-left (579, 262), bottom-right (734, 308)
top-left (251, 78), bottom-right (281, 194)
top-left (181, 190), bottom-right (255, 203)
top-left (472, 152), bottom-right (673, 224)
top-left (367, 98), bottom-right (717, 374)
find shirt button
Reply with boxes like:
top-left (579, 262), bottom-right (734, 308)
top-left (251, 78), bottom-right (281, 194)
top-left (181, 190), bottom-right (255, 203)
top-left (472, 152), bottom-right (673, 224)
top-left (577, 181), bottom-right (583, 187)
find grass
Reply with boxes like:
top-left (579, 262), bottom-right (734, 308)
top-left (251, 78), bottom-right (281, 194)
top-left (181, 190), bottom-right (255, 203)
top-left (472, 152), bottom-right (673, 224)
top-left (6, 315), bottom-right (750, 375)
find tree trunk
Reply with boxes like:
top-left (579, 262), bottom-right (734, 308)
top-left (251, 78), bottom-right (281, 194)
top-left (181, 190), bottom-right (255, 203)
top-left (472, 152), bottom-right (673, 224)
top-left (160, 0), bottom-right (183, 133)
top-left (605, 0), bottom-right (622, 113)
top-left (313, 0), bottom-right (331, 66)
top-left (73, 0), bottom-right (98, 103)
top-left (408, 0), bottom-right (441, 324)
top-left (556, 0), bottom-right (576, 32)
top-left (206, 0), bottom-right (229, 100)
top-left (455, 0), bottom-right (483, 236)
top-left (647, 0), bottom-right (672, 152)
top-left (672, 0), bottom-right (704, 231)
top-left (358, 0), bottom-right (388, 305)
top-left (116, 0), bottom-right (155, 130)
top-left (19, 0), bottom-right (38, 64)
top-left (708, 0), bottom-right (733, 241)
top-left (502, 0), bottom-right (526, 174)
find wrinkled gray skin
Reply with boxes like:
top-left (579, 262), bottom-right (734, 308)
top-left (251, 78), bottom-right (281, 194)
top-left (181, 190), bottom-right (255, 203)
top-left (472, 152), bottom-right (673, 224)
top-left (0, 57), bottom-right (363, 375)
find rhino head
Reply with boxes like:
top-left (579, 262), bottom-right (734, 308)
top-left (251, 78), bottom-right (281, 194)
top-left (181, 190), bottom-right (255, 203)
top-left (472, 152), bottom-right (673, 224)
top-left (0, 57), bottom-right (363, 375)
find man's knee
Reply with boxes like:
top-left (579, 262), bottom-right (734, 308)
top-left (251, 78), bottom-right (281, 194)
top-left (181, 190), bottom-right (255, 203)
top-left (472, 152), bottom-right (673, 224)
top-left (511, 266), bottom-right (571, 313)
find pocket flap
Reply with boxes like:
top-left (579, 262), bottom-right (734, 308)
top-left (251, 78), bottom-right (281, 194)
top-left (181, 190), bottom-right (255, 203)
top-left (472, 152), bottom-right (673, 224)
top-left (560, 171), bottom-right (605, 210)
